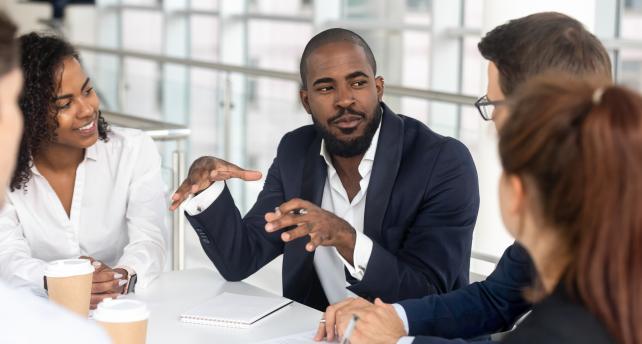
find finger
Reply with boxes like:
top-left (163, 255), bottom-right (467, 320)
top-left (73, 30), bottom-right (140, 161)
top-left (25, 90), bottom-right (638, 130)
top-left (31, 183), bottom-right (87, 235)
top-left (306, 232), bottom-right (324, 252)
top-left (314, 320), bottom-right (327, 341)
top-left (374, 298), bottom-right (385, 306)
top-left (211, 169), bottom-right (262, 182)
top-left (92, 270), bottom-right (120, 283)
top-left (324, 305), bottom-right (337, 341)
top-left (92, 279), bottom-right (126, 294)
top-left (169, 179), bottom-right (197, 210)
top-left (265, 213), bottom-right (309, 233)
top-left (92, 261), bottom-right (110, 273)
top-left (281, 223), bottom-right (313, 242)
top-left (79, 256), bottom-right (94, 263)
top-left (277, 198), bottom-right (312, 215)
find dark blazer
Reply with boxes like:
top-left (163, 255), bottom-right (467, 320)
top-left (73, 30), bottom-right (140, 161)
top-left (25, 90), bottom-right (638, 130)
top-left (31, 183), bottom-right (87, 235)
top-left (185, 102), bottom-right (479, 311)
top-left (400, 243), bottom-right (535, 344)
top-left (502, 282), bottom-right (615, 344)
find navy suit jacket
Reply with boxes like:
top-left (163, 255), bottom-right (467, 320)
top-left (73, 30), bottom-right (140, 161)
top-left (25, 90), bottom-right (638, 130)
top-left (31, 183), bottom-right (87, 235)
top-left (185, 103), bottom-right (480, 311)
top-left (399, 243), bottom-right (535, 343)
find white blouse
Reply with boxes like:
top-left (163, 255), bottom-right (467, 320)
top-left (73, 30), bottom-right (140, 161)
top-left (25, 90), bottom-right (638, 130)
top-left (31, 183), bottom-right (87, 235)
top-left (0, 127), bottom-right (167, 293)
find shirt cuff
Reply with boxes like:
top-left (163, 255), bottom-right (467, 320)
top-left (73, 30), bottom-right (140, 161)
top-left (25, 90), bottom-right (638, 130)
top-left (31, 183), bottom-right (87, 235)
top-left (181, 181), bottom-right (225, 216)
top-left (392, 303), bottom-right (410, 335)
top-left (397, 337), bottom-right (415, 344)
top-left (336, 231), bottom-right (373, 281)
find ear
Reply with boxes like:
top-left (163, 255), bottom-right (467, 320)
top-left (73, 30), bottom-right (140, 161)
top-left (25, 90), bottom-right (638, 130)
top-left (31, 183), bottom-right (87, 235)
top-left (299, 88), bottom-right (312, 114)
top-left (375, 76), bottom-right (384, 101)
top-left (499, 172), bottom-right (527, 239)
top-left (508, 175), bottom-right (525, 215)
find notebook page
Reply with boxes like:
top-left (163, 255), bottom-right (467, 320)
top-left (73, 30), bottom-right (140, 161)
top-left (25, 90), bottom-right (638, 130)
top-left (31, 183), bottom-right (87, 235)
top-left (180, 292), bottom-right (293, 326)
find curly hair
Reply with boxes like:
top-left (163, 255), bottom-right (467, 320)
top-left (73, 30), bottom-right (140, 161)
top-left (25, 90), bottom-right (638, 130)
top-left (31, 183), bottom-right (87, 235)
top-left (11, 33), bottom-right (110, 191)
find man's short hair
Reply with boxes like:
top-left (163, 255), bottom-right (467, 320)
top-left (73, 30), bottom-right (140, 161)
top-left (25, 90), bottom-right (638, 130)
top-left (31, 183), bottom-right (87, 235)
top-left (0, 11), bottom-right (18, 76)
top-left (299, 28), bottom-right (377, 89)
top-left (478, 12), bottom-right (612, 96)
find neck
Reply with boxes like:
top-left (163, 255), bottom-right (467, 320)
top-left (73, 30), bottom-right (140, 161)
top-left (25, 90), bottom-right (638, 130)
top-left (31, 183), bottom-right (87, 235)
top-left (330, 153), bottom-right (364, 177)
top-left (524, 228), bottom-right (570, 293)
top-left (34, 143), bottom-right (85, 172)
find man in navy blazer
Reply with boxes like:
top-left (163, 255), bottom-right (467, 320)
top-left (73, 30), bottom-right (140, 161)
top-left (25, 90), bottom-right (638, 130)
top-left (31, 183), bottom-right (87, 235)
top-left (316, 12), bottom-right (614, 344)
top-left (170, 28), bottom-right (479, 312)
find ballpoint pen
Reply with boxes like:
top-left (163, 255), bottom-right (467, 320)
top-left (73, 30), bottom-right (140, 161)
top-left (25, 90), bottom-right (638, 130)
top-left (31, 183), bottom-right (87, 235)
top-left (340, 314), bottom-right (359, 344)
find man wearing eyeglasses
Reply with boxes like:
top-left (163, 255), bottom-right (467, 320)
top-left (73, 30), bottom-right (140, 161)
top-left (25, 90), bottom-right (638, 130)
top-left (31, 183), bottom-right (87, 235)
top-left (317, 12), bottom-right (613, 344)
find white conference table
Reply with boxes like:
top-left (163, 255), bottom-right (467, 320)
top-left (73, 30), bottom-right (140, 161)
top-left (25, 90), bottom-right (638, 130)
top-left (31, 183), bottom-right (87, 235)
top-left (126, 268), bottom-right (322, 343)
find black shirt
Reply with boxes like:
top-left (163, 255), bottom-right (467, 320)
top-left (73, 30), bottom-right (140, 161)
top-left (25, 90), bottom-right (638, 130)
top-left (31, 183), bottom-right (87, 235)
top-left (503, 283), bottom-right (615, 344)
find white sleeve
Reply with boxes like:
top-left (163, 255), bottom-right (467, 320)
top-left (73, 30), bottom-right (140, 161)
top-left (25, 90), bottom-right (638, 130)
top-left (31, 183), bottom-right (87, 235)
top-left (392, 303), bottom-right (410, 334)
top-left (336, 231), bottom-right (374, 280)
top-left (0, 282), bottom-right (111, 343)
top-left (117, 135), bottom-right (167, 289)
top-left (0, 196), bottom-right (48, 293)
top-left (181, 181), bottom-right (225, 216)
top-left (392, 304), bottom-right (413, 343)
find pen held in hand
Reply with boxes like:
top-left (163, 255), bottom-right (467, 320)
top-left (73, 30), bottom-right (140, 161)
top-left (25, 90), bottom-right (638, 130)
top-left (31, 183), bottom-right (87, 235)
top-left (340, 314), bottom-right (359, 344)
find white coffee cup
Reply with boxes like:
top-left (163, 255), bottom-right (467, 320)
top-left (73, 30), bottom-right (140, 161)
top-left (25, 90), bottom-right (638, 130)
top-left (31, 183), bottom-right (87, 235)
top-left (94, 298), bottom-right (150, 344)
top-left (44, 258), bottom-right (94, 317)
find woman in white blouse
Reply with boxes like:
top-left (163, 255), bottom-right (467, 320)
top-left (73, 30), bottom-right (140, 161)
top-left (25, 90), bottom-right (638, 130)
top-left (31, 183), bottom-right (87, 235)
top-left (0, 32), bottom-right (167, 308)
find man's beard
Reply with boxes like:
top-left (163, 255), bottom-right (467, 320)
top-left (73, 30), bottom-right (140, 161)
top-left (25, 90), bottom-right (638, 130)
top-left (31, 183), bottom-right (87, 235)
top-left (312, 103), bottom-right (382, 158)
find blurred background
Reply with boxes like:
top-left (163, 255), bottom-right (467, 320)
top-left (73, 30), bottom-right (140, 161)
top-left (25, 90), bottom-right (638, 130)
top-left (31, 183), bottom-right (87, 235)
top-left (2, 0), bottom-right (640, 294)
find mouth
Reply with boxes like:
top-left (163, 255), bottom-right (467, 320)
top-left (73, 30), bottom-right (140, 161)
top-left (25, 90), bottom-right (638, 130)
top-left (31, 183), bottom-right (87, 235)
top-left (332, 115), bottom-right (363, 130)
top-left (74, 117), bottom-right (98, 136)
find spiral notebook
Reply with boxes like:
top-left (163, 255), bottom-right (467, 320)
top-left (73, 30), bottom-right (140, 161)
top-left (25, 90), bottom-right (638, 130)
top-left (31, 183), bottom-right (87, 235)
top-left (179, 292), bottom-right (293, 328)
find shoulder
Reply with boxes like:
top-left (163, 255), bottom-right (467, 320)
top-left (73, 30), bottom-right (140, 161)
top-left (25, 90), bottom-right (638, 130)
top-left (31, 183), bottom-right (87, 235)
top-left (503, 288), bottom-right (615, 344)
top-left (106, 127), bottom-right (154, 146)
top-left (99, 127), bottom-right (157, 155)
top-left (275, 124), bottom-right (318, 156)
top-left (396, 114), bottom-right (472, 163)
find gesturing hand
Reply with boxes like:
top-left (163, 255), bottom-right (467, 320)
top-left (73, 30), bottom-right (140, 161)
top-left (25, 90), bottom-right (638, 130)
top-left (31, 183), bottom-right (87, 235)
top-left (264, 198), bottom-right (357, 262)
top-left (169, 156), bottom-right (262, 210)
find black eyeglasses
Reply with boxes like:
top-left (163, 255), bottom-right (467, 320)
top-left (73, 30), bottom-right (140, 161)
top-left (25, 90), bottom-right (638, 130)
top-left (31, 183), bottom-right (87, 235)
top-left (474, 95), bottom-right (505, 121)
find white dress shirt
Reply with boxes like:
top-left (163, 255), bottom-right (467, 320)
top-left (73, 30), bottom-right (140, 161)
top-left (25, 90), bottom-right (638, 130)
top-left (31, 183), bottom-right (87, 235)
top-left (0, 281), bottom-right (111, 343)
top-left (183, 121), bottom-right (381, 305)
top-left (0, 127), bottom-right (167, 293)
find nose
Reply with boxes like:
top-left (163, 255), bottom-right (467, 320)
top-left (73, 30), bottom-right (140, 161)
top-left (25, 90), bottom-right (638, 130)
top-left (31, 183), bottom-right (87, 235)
top-left (76, 97), bottom-right (95, 120)
top-left (334, 83), bottom-right (355, 109)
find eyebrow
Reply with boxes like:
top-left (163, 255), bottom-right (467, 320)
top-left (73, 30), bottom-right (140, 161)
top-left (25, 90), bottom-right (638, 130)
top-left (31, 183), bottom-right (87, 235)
top-left (311, 71), bottom-right (370, 88)
top-left (312, 77), bottom-right (334, 87)
top-left (54, 77), bottom-right (91, 101)
top-left (346, 71), bottom-right (368, 80)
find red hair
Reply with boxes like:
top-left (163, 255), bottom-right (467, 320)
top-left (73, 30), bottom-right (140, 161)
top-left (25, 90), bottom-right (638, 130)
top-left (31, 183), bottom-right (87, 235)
top-left (499, 75), bottom-right (642, 344)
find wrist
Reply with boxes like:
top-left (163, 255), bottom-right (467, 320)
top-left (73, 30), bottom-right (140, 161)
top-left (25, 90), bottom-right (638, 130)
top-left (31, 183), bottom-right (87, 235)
top-left (335, 226), bottom-right (357, 261)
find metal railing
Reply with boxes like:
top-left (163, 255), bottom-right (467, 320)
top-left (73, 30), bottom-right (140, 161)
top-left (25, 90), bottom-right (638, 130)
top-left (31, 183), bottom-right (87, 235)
top-left (76, 44), bottom-right (478, 106)
top-left (102, 110), bottom-right (189, 271)
top-left (89, 45), bottom-right (498, 268)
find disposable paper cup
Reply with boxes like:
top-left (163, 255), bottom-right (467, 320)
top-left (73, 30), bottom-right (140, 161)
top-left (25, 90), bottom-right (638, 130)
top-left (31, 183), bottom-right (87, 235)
top-left (94, 298), bottom-right (149, 344)
top-left (45, 258), bottom-right (94, 317)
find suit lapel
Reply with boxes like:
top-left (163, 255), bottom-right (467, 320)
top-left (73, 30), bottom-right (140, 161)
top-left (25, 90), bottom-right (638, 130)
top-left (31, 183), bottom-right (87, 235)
top-left (283, 133), bottom-right (329, 310)
top-left (364, 103), bottom-right (404, 243)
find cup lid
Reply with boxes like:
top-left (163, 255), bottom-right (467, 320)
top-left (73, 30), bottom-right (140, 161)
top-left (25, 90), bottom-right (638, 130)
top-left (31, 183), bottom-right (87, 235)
top-left (44, 259), bottom-right (94, 278)
top-left (93, 298), bottom-right (150, 323)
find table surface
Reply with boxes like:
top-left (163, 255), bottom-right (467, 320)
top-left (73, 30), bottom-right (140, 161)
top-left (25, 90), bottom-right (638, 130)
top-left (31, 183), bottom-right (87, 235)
top-left (126, 269), bottom-right (322, 344)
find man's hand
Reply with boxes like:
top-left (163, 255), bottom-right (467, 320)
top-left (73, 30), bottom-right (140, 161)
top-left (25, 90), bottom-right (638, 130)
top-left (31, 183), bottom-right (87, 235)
top-left (315, 297), bottom-right (372, 342)
top-left (169, 156), bottom-right (262, 211)
top-left (264, 198), bottom-right (357, 261)
top-left (315, 298), bottom-right (406, 344)
top-left (80, 256), bottom-right (126, 309)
